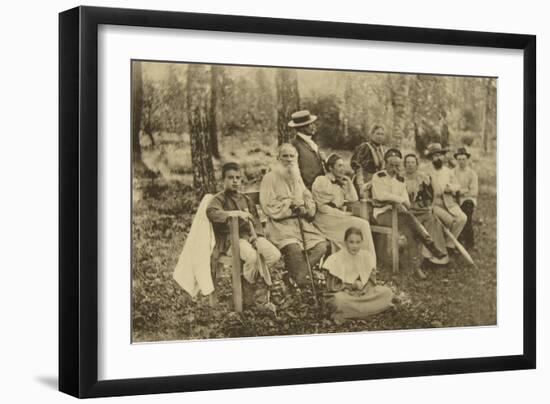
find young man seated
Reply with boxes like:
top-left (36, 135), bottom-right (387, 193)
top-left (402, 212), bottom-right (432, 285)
top-left (206, 162), bottom-right (281, 286)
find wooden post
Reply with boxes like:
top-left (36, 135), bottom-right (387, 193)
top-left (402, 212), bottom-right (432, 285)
top-left (391, 204), bottom-right (399, 273)
top-left (359, 199), bottom-right (369, 220)
top-left (229, 217), bottom-right (243, 312)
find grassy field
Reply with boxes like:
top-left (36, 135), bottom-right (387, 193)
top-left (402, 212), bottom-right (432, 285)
top-left (132, 134), bottom-right (497, 342)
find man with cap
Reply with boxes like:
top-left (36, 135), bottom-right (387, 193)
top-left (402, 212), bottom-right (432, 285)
top-left (351, 124), bottom-right (387, 197)
top-left (289, 110), bottom-right (326, 189)
top-left (371, 148), bottom-right (446, 279)
top-left (425, 143), bottom-right (467, 253)
top-left (453, 147), bottom-right (478, 249)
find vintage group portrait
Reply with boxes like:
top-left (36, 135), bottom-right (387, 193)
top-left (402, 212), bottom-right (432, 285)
top-left (131, 60), bottom-right (497, 343)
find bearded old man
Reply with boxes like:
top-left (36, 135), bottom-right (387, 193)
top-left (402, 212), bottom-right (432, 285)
top-left (259, 143), bottom-right (329, 287)
top-left (425, 143), bottom-right (467, 253)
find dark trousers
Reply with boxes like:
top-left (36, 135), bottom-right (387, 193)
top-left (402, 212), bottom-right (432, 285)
top-left (459, 200), bottom-right (475, 248)
top-left (281, 241), bottom-right (329, 287)
top-left (376, 211), bottom-right (420, 266)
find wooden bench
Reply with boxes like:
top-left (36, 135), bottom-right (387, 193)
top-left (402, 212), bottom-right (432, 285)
top-left (212, 191), bottom-right (264, 312)
top-left (350, 199), bottom-right (399, 273)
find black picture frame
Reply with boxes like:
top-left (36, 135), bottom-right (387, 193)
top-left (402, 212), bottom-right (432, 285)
top-left (59, 5), bottom-right (536, 398)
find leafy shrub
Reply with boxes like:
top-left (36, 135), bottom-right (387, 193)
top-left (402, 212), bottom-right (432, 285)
top-left (461, 131), bottom-right (476, 146)
top-left (303, 95), bottom-right (365, 151)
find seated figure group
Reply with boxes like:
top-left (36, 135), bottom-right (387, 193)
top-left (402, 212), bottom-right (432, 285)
top-left (205, 110), bottom-right (479, 317)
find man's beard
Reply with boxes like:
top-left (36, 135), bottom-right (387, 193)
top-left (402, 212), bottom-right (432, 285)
top-left (432, 160), bottom-right (443, 169)
top-left (276, 161), bottom-right (301, 182)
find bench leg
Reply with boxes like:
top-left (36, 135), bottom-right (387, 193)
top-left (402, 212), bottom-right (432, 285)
top-left (229, 217), bottom-right (243, 312)
top-left (391, 207), bottom-right (399, 273)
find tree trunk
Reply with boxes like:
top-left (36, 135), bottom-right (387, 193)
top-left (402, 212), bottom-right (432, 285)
top-left (481, 78), bottom-right (493, 155)
top-left (132, 62), bottom-right (144, 166)
top-left (187, 64), bottom-right (217, 199)
top-left (209, 65), bottom-right (221, 159)
top-left (255, 68), bottom-right (275, 134)
top-left (132, 61), bottom-right (155, 177)
top-left (275, 69), bottom-right (300, 145)
top-left (389, 74), bottom-right (408, 146)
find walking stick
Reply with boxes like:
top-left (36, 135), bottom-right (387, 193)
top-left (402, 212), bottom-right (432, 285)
top-left (399, 204), bottom-right (433, 241)
top-left (295, 214), bottom-right (319, 308)
top-left (434, 216), bottom-right (477, 268)
top-left (374, 200), bottom-right (443, 257)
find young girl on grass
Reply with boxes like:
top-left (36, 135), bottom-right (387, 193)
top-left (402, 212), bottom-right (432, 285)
top-left (322, 226), bottom-right (395, 320)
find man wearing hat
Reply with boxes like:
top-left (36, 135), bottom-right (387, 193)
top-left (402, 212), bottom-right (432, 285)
top-left (371, 148), bottom-right (446, 279)
top-left (425, 143), bottom-right (467, 253)
top-left (403, 152), bottom-right (449, 266)
top-left (453, 147), bottom-right (478, 249)
top-left (351, 124), bottom-right (387, 197)
top-left (289, 110), bottom-right (326, 189)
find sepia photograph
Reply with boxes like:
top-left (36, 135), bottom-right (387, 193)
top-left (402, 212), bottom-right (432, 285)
top-left (131, 60), bottom-right (497, 343)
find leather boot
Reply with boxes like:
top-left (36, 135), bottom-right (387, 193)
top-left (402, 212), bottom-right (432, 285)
top-left (414, 266), bottom-right (427, 280)
top-left (424, 239), bottom-right (447, 260)
top-left (409, 250), bottom-right (427, 280)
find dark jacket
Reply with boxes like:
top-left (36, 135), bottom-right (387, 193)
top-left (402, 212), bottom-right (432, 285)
top-left (291, 135), bottom-right (325, 189)
top-left (350, 141), bottom-right (386, 183)
top-left (206, 191), bottom-right (264, 258)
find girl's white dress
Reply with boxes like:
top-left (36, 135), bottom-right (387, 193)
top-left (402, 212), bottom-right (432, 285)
top-left (322, 248), bottom-right (394, 319)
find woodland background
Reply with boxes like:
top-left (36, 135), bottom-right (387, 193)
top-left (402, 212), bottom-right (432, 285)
top-left (131, 61), bottom-right (497, 342)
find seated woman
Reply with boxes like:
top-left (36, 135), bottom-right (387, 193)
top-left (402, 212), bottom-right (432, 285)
top-left (311, 154), bottom-right (376, 261)
top-left (322, 227), bottom-right (395, 320)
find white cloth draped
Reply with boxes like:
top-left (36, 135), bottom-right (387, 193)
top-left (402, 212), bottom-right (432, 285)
top-left (173, 194), bottom-right (216, 297)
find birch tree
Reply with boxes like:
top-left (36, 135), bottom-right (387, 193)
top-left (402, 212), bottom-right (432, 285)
top-left (187, 64), bottom-right (217, 198)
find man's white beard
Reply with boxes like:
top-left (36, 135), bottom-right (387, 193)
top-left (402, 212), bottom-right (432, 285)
top-left (275, 161), bottom-right (301, 183)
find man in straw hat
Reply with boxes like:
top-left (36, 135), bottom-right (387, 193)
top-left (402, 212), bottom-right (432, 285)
top-left (371, 148), bottom-right (447, 280)
top-left (453, 147), bottom-right (479, 250)
top-left (425, 143), bottom-right (467, 254)
top-left (289, 110), bottom-right (326, 189)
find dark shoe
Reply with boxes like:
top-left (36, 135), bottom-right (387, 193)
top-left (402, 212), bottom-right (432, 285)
top-left (425, 240), bottom-right (447, 259)
top-left (414, 267), bottom-right (427, 280)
